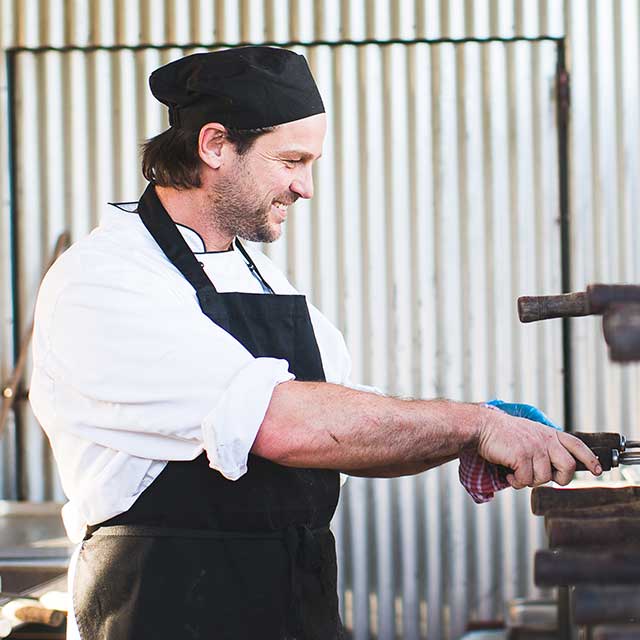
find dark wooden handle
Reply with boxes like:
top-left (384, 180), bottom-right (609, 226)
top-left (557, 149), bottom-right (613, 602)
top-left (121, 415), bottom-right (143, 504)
top-left (573, 446), bottom-right (616, 472)
top-left (531, 486), bottom-right (640, 516)
top-left (518, 292), bottom-right (590, 323)
top-left (544, 501), bottom-right (640, 523)
top-left (535, 549), bottom-right (640, 587)
top-left (572, 432), bottom-right (623, 450)
top-left (571, 433), bottom-right (623, 472)
top-left (547, 516), bottom-right (640, 547)
top-left (519, 285), bottom-right (640, 323)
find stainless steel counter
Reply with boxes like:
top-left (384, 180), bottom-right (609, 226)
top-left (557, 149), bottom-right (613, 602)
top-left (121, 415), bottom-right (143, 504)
top-left (0, 503), bottom-right (71, 595)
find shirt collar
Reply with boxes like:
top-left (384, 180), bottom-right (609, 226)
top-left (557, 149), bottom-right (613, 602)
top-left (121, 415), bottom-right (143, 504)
top-left (107, 201), bottom-right (208, 253)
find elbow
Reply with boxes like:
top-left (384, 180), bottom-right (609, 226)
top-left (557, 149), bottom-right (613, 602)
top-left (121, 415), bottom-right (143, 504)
top-left (251, 379), bottom-right (308, 466)
top-left (251, 411), bottom-right (298, 465)
top-left (252, 409), bottom-right (328, 467)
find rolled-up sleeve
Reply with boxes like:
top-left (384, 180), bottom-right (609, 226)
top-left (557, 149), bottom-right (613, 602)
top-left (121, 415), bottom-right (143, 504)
top-left (202, 358), bottom-right (293, 479)
top-left (31, 260), bottom-right (293, 479)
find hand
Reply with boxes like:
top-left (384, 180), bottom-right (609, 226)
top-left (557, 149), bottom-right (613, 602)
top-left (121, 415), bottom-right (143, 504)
top-left (477, 402), bottom-right (602, 488)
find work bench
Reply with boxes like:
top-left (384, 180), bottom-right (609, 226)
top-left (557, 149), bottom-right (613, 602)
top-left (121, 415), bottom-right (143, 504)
top-left (0, 503), bottom-right (71, 639)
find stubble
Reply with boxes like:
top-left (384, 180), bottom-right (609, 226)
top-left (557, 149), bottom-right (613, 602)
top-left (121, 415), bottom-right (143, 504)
top-left (206, 161), bottom-right (281, 243)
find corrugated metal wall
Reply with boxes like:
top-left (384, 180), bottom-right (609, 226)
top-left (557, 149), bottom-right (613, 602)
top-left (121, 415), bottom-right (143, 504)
top-left (1, 2), bottom-right (639, 639)
top-left (566, 0), bottom-right (640, 438)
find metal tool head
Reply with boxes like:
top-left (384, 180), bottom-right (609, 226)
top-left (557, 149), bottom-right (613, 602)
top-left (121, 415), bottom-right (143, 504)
top-left (619, 451), bottom-right (640, 466)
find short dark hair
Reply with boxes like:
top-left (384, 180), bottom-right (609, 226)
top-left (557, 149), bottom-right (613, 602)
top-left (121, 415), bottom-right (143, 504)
top-left (141, 126), bottom-right (274, 189)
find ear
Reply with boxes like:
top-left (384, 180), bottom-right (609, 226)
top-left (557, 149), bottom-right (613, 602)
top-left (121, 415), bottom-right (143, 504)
top-left (198, 123), bottom-right (231, 170)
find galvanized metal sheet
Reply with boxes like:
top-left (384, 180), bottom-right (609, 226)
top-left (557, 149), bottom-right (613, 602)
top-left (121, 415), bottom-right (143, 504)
top-left (7, 40), bottom-right (562, 638)
top-left (2, 0), bottom-right (569, 50)
top-left (567, 0), bottom-right (640, 442)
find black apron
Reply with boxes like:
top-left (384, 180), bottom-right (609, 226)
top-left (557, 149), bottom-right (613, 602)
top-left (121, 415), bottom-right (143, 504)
top-left (72, 184), bottom-right (343, 640)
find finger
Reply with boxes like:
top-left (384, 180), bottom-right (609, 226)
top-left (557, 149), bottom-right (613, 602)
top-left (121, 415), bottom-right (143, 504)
top-left (548, 441), bottom-right (577, 486)
top-left (558, 432), bottom-right (603, 475)
top-left (511, 458), bottom-right (533, 489)
top-left (552, 469), bottom-right (572, 486)
top-left (531, 452), bottom-right (553, 487)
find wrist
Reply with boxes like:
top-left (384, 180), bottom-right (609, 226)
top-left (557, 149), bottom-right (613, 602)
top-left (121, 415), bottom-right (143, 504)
top-left (432, 399), bottom-right (488, 454)
top-left (461, 403), bottom-right (491, 452)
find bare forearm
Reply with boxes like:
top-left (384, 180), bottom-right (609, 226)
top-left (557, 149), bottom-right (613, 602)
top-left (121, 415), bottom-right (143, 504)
top-left (345, 454), bottom-right (458, 478)
top-left (253, 380), bottom-right (605, 489)
top-left (252, 381), bottom-right (484, 470)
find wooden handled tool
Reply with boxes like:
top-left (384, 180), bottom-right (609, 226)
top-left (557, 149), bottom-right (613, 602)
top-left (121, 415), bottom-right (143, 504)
top-left (573, 586), bottom-right (640, 625)
top-left (535, 548), bottom-right (640, 586)
top-left (531, 486), bottom-right (640, 516)
top-left (518, 284), bottom-right (640, 323)
top-left (502, 432), bottom-right (640, 479)
top-left (572, 431), bottom-right (640, 454)
top-left (572, 432), bottom-right (630, 450)
top-left (1, 598), bottom-right (65, 627)
top-left (14, 605), bottom-right (64, 626)
top-left (518, 285), bottom-right (640, 361)
top-left (573, 446), bottom-right (619, 472)
top-left (544, 501), bottom-right (640, 523)
top-left (571, 431), bottom-right (640, 471)
top-left (546, 516), bottom-right (640, 547)
top-left (518, 291), bottom-right (591, 322)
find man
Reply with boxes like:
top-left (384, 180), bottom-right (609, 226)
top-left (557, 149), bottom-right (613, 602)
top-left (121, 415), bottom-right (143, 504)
top-left (30, 47), bottom-right (600, 640)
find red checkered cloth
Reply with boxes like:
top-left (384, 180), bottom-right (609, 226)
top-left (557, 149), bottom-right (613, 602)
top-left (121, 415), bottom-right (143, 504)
top-left (458, 403), bottom-right (510, 503)
top-left (458, 450), bottom-right (510, 504)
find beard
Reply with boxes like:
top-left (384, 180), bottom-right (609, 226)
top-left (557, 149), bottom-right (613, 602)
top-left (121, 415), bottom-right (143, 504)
top-left (206, 164), bottom-right (287, 244)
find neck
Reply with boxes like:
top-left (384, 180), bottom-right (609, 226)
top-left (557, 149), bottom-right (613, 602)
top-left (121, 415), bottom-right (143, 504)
top-left (154, 185), bottom-right (234, 252)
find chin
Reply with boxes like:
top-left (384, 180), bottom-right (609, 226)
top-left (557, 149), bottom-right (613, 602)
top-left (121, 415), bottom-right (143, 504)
top-left (263, 227), bottom-right (283, 243)
top-left (238, 225), bottom-right (282, 244)
top-left (261, 218), bottom-right (283, 242)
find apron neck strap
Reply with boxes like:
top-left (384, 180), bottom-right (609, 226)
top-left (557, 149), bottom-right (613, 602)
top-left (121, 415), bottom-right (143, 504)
top-left (137, 183), bottom-right (219, 298)
top-left (234, 238), bottom-right (275, 295)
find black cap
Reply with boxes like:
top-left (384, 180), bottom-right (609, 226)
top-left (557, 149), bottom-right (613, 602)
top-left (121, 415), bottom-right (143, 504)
top-left (149, 46), bottom-right (325, 131)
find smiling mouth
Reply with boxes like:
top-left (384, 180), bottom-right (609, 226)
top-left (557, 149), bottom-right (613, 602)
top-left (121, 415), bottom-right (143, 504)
top-left (271, 201), bottom-right (290, 221)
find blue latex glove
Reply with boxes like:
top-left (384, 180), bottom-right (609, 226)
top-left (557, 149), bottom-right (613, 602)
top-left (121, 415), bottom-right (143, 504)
top-left (486, 399), bottom-right (562, 431)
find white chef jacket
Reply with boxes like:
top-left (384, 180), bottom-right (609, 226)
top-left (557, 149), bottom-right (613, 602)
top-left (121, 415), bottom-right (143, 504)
top-left (29, 202), bottom-right (353, 544)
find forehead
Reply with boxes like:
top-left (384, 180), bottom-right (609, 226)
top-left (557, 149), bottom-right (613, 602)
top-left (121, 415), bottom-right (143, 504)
top-left (257, 113), bottom-right (327, 158)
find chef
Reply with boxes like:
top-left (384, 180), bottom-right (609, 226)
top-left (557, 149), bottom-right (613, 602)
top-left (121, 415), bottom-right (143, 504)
top-left (29, 46), bottom-right (601, 640)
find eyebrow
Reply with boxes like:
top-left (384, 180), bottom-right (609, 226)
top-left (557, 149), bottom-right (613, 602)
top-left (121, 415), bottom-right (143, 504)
top-left (279, 149), bottom-right (322, 161)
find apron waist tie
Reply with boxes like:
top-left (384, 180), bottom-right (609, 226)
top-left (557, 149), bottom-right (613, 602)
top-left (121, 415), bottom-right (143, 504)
top-left (284, 524), bottom-right (325, 638)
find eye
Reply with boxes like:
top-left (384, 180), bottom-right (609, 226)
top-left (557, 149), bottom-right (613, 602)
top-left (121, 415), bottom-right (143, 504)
top-left (283, 158), bottom-right (302, 167)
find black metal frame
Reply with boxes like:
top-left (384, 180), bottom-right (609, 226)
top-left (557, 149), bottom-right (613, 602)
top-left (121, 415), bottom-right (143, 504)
top-left (555, 40), bottom-right (573, 434)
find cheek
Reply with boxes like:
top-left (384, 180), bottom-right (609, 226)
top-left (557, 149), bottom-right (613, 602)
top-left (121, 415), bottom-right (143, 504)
top-left (275, 168), bottom-right (296, 193)
top-left (260, 168), bottom-right (291, 196)
top-left (247, 158), bottom-right (294, 199)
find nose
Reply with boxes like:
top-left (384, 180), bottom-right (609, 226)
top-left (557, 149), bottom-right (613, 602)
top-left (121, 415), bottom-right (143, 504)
top-left (290, 165), bottom-right (314, 200)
